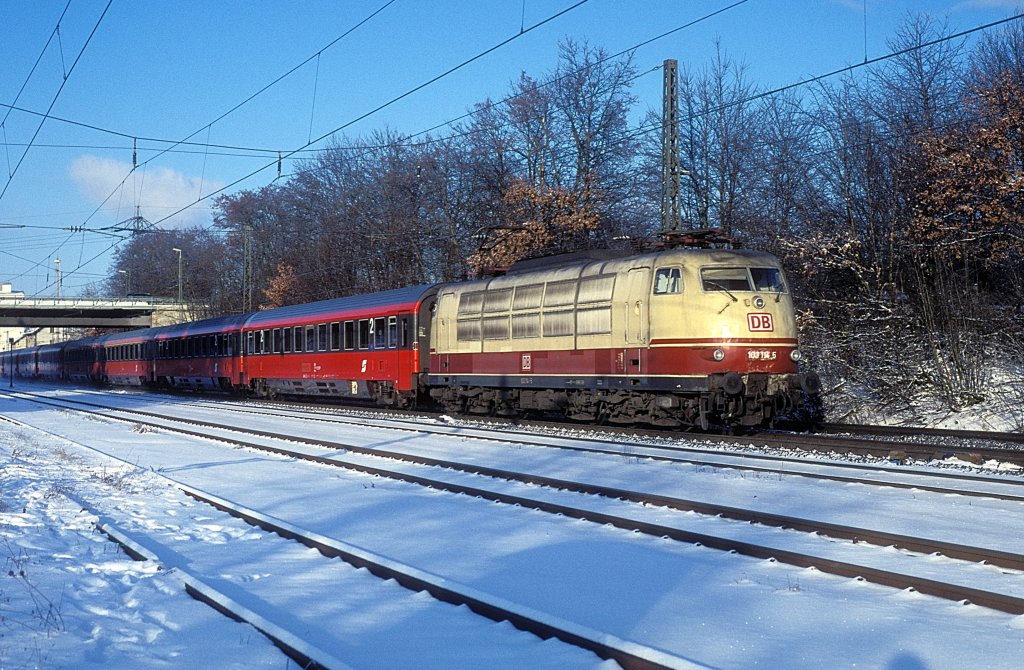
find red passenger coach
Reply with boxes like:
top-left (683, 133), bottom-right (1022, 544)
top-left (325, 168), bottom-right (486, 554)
top-left (63, 337), bottom-right (105, 384)
top-left (101, 329), bottom-right (159, 386)
top-left (154, 315), bottom-right (248, 392)
top-left (241, 285), bottom-right (437, 406)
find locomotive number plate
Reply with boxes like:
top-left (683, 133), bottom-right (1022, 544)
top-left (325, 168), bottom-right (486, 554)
top-left (747, 313), bottom-right (774, 332)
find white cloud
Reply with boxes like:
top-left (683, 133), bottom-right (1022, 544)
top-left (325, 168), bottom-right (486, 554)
top-left (68, 155), bottom-right (225, 229)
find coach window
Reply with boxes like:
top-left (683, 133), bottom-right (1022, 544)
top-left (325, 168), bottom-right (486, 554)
top-left (398, 316), bottom-right (410, 348)
top-left (387, 316), bottom-right (398, 348)
top-left (330, 322), bottom-right (340, 351)
top-left (374, 317), bottom-right (387, 349)
top-left (271, 328), bottom-right (281, 354)
top-left (292, 326), bottom-right (302, 352)
top-left (344, 321), bottom-right (355, 350)
top-left (358, 319), bottom-right (371, 349)
top-left (303, 325), bottom-right (315, 352)
top-left (246, 332), bottom-right (255, 356)
top-left (282, 327), bottom-right (292, 353)
top-left (317, 323), bottom-right (328, 352)
top-left (653, 267), bottom-right (682, 295)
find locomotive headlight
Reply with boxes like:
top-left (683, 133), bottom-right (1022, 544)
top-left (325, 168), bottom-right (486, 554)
top-left (712, 348), bottom-right (726, 361)
top-left (790, 349), bottom-right (803, 362)
top-left (752, 295), bottom-right (766, 309)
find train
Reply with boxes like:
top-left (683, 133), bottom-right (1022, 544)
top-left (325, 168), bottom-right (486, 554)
top-left (1, 238), bottom-right (821, 429)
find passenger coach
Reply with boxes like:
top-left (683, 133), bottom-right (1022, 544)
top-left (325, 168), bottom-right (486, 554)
top-left (240, 285), bottom-right (437, 406)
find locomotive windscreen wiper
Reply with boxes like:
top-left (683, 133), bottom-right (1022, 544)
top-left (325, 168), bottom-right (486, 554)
top-left (705, 281), bottom-right (738, 302)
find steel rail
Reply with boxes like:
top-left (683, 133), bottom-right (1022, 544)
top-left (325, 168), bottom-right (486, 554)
top-left (69, 390), bottom-right (1024, 499)
top-left (6, 389), bottom-right (1023, 615)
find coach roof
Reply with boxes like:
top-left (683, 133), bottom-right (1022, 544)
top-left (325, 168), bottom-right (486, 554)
top-left (242, 284), bottom-right (437, 329)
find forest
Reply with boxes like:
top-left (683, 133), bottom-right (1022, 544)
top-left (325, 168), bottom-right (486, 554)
top-left (107, 15), bottom-right (1024, 424)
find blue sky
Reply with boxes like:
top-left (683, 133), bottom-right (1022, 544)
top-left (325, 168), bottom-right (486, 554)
top-left (1, 0), bottom-right (1020, 297)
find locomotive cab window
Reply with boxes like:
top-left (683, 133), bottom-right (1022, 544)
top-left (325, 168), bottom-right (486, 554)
top-left (701, 267), bottom-right (753, 292)
top-left (751, 267), bottom-right (786, 293)
top-left (653, 267), bottom-right (682, 295)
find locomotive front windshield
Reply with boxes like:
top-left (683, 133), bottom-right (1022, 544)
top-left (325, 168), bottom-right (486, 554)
top-left (701, 267), bottom-right (786, 293)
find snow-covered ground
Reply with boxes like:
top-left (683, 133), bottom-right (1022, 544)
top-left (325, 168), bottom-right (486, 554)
top-left (2, 384), bottom-right (1023, 669)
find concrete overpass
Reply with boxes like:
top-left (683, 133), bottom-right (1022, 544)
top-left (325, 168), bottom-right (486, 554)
top-left (0, 279), bottom-right (194, 330)
top-left (0, 296), bottom-right (175, 328)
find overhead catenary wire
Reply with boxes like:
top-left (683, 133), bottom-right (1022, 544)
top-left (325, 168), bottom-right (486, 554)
top-left (0, 0), bottom-right (112, 202)
top-left (16, 6), bottom-right (1024, 299)
top-left (0, 0), bottom-right (73, 177)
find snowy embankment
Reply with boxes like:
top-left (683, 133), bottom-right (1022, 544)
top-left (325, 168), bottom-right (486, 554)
top-left (2, 385), bottom-right (1024, 669)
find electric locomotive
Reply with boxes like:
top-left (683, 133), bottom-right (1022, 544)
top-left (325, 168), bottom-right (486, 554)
top-left (429, 243), bottom-right (819, 428)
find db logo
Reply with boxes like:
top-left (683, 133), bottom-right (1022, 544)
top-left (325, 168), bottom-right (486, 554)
top-left (521, 354), bottom-right (532, 371)
top-left (747, 313), bottom-right (774, 332)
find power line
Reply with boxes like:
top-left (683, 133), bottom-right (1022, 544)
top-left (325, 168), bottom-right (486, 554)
top-left (0, 0), bottom-right (73, 176)
top-left (148, 0), bottom-right (594, 229)
top-left (0, 0), bottom-right (112, 202)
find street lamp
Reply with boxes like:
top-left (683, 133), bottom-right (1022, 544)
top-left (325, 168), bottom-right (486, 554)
top-left (117, 269), bottom-right (130, 296)
top-left (172, 248), bottom-right (183, 305)
top-left (8, 337), bottom-right (14, 388)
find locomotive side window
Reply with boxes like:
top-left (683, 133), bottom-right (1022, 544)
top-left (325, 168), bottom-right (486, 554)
top-left (458, 291), bottom-right (484, 315)
top-left (701, 267), bottom-right (751, 292)
top-left (482, 315), bottom-right (509, 340)
top-left (577, 307), bottom-right (612, 335)
top-left (751, 267), bottom-right (786, 293)
top-left (330, 322), bottom-right (341, 351)
top-left (653, 267), bottom-right (682, 295)
top-left (512, 313), bottom-right (540, 338)
top-left (544, 280), bottom-right (577, 307)
top-left (513, 284), bottom-right (543, 310)
top-left (543, 310), bottom-right (574, 337)
top-left (484, 289), bottom-right (512, 313)
top-left (577, 275), bottom-right (615, 303)
top-left (457, 318), bottom-right (481, 341)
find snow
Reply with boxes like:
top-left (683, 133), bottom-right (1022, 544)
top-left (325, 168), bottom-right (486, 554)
top-left (2, 384), bottom-right (1024, 668)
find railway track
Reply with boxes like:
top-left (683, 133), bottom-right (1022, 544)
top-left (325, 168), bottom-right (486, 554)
top-left (5, 387), bottom-right (1023, 618)
top-left (49, 384), bottom-right (1024, 466)
top-left (9, 410), bottom-right (670, 670)
top-left (76, 389), bottom-right (1024, 505)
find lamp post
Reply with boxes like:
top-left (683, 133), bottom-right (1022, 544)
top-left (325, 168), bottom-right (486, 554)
top-left (8, 337), bottom-right (13, 389)
top-left (172, 248), bottom-right (183, 305)
top-left (117, 269), bottom-right (130, 296)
